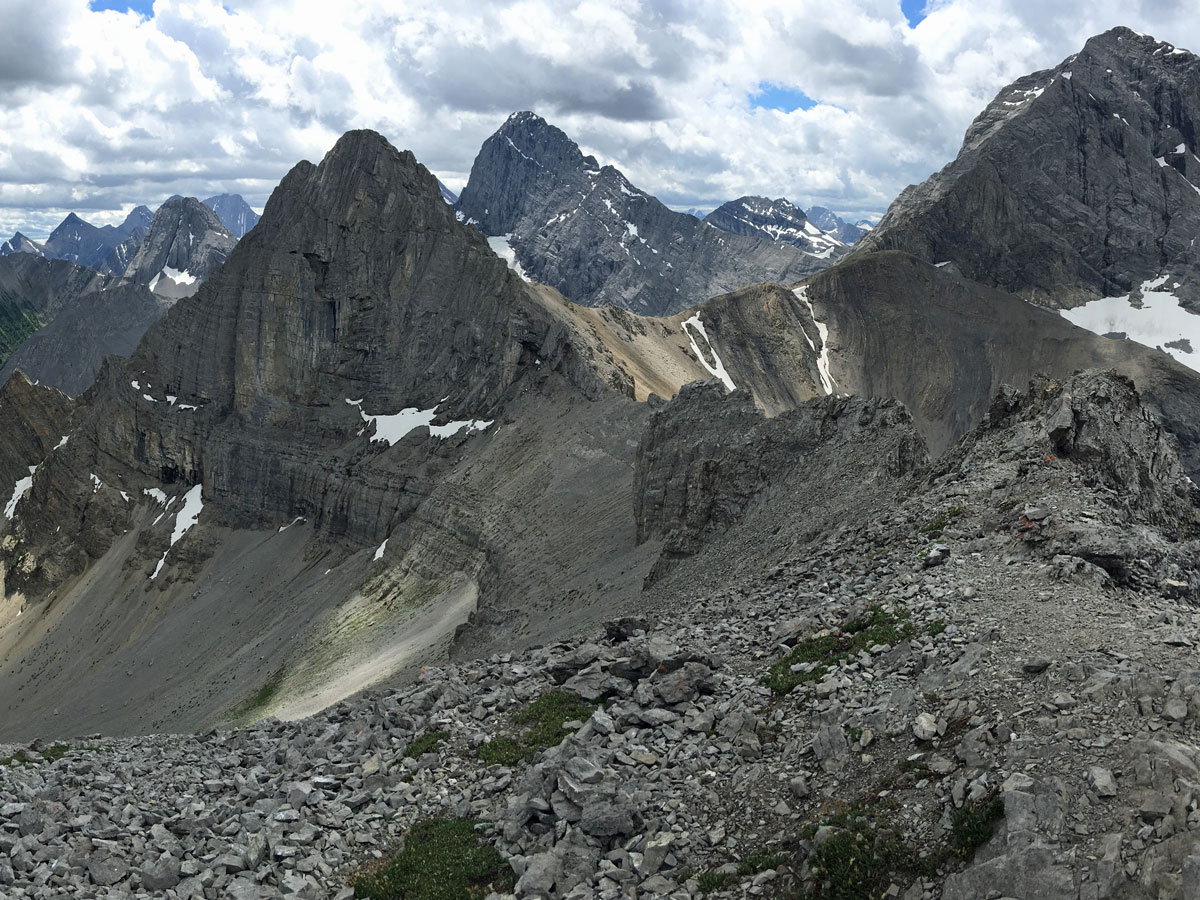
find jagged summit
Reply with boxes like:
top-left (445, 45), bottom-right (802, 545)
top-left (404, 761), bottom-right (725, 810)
top-left (455, 112), bottom-right (831, 315)
top-left (455, 111), bottom-right (592, 235)
top-left (124, 196), bottom-right (235, 299)
top-left (861, 26), bottom-right (1200, 308)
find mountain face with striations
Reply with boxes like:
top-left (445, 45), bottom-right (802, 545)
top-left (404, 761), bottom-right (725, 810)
top-left (860, 27), bottom-right (1200, 309)
top-left (125, 196), bottom-right (237, 299)
top-left (201, 193), bottom-right (261, 239)
top-left (453, 112), bottom-right (831, 315)
top-left (704, 196), bottom-right (848, 258)
top-left (0, 254), bottom-right (108, 365)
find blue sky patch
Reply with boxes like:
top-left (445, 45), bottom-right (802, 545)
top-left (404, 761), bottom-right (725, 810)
top-left (750, 83), bottom-right (817, 113)
top-left (900, 0), bottom-right (927, 28)
top-left (88, 0), bottom-right (155, 16)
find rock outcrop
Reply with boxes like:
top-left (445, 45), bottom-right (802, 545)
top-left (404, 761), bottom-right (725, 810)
top-left (635, 380), bottom-right (925, 580)
top-left (124, 197), bottom-right (236, 299)
top-left (860, 27), bottom-right (1200, 307)
top-left (454, 112), bottom-right (830, 315)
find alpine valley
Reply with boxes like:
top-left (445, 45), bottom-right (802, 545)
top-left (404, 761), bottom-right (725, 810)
top-left (2, 24), bottom-right (1200, 900)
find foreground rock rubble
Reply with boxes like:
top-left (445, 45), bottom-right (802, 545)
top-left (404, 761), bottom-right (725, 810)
top-left (3, 372), bottom-right (1200, 900)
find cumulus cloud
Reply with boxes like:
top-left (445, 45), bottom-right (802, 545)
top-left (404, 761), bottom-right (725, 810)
top-left (1, 0), bottom-right (1199, 238)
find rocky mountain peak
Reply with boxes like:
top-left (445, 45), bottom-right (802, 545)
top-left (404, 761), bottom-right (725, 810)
top-left (455, 110), bottom-right (593, 235)
top-left (860, 28), bottom-right (1200, 307)
top-left (454, 113), bottom-right (831, 314)
top-left (124, 196), bottom-right (235, 299)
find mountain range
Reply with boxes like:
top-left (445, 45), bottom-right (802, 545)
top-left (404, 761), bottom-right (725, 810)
top-left (4, 24), bottom-right (1200, 900)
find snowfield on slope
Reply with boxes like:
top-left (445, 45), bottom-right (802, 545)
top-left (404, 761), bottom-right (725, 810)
top-left (1059, 275), bottom-right (1200, 373)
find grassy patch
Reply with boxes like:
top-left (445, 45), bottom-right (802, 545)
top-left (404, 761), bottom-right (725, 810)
top-left (228, 667), bottom-right (287, 725)
top-left (350, 818), bottom-right (514, 900)
top-left (947, 792), bottom-right (1004, 858)
top-left (0, 750), bottom-right (28, 768)
top-left (764, 606), bottom-right (916, 695)
top-left (405, 730), bottom-right (446, 758)
top-left (738, 849), bottom-right (788, 875)
top-left (475, 691), bottom-right (598, 766)
top-left (919, 506), bottom-right (966, 535)
top-left (804, 794), bottom-right (1003, 899)
top-left (696, 869), bottom-right (737, 894)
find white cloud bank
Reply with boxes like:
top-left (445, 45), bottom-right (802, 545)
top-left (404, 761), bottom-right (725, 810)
top-left (2, 0), bottom-right (1199, 238)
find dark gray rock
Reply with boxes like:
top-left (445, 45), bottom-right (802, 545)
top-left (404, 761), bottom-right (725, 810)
top-left (860, 27), bottom-right (1200, 308)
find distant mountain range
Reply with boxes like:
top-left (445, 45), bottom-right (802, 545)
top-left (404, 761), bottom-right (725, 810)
top-left (0, 193), bottom-right (259, 274)
top-left (454, 111), bottom-right (832, 315)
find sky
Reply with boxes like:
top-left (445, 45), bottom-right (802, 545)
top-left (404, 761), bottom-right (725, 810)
top-left (2, 1), bottom-right (1199, 239)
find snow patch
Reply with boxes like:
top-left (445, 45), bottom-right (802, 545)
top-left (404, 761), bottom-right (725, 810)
top-left (486, 235), bottom-right (529, 281)
top-left (54, 435), bottom-right (69, 450)
top-left (1060, 276), bottom-right (1200, 374)
top-left (278, 516), bottom-right (305, 533)
top-left (346, 398), bottom-right (493, 445)
top-left (143, 488), bottom-right (167, 505)
top-left (4, 475), bottom-right (33, 519)
top-left (151, 484), bottom-right (203, 580)
top-left (680, 314), bottom-right (736, 392)
top-left (794, 287), bottom-right (837, 396)
top-left (373, 539), bottom-right (388, 561)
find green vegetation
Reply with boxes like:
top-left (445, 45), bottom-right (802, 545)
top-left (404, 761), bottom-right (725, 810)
top-left (764, 606), bottom-right (916, 695)
top-left (350, 818), bottom-right (514, 900)
top-left (0, 743), bottom-right (72, 767)
top-left (919, 506), bottom-right (966, 534)
top-left (228, 667), bottom-right (287, 725)
top-left (405, 730), bottom-right (446, 758)
top-left (696, 869), bottom-right (737, 893)
top-left (0, 305), bottom-right (44, 366)
top-left (476, 691), bottom-right (599, 766)
top-left (804, 794), bottom-right (1004, 899)
top-left (738, 849), bottom-right (788, 875)
top-left (0, 750), bottom-right (28, 768)
top-left (947, 792), bottom-right (1005, 858)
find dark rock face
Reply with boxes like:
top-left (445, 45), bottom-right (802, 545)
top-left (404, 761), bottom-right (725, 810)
top-left (124, 197), bottom-right (236, 299)
top-left (0, 373), bottom-right (75, 529)
top-left (634, 380), bottom-right (926, 580)
top-left (704, 196), bottom-right (847, 258)
top-left (0, 233), bottom-right (46, 257)
top-left (0, 255), bottom-right (107, 365)
top-left (860, 27), bottom-right (1200, 307)
top-left (455, 112), bottom-right (829, 315)
top-left (0, 283), bottom-right (166, 396)
top-left (201, 194), bottom-right (260, 239)
top-left (807, 206), bottom-right (868, 244)
top-left (42, 206), bottom-right (153, 274)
